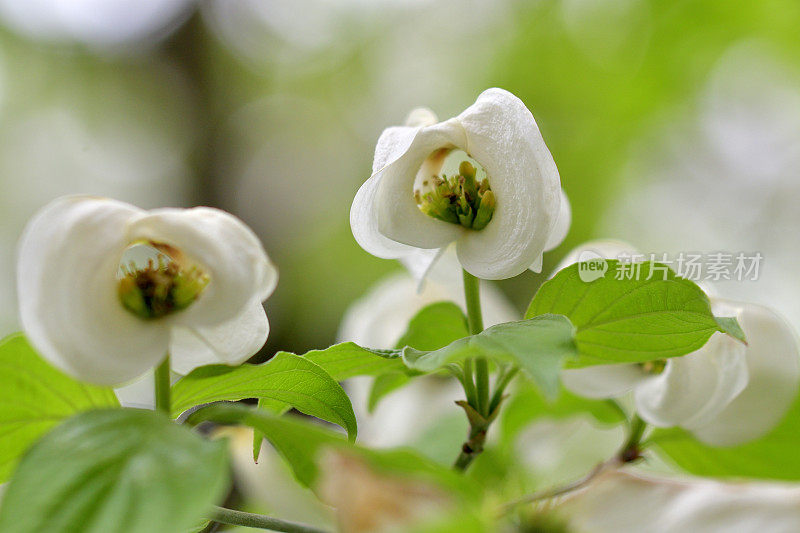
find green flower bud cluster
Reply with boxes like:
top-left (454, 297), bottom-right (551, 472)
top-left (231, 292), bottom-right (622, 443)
top-left (118, 254), bottom-right (209, 320)
top-left (414, 161), bottom-right (496, 230)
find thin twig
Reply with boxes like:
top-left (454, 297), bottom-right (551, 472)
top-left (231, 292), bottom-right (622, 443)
top-left (498, 412), bottom-right (650, 514)
top-left (498, 457), bottom-right (620, 514)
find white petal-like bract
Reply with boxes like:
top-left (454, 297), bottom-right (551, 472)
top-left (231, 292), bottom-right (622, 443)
top-left (691, 301), bottom-right (800, 445)
top-left (634, 333), bottom-right (749, 430)
top-left (170, 298), bottom-right (270, 376)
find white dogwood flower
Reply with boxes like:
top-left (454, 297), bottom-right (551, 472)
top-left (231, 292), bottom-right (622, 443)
top-left (17, 195), bottom-right (277, 385)
top-left (351, 88), bottom-right (569, 281)
top-left (557, 240), bottom-right (800, 445)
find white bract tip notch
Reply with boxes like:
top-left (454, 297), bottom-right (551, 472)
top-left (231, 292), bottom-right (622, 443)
top-left (16, 195), bottom-right (278, 385)
top-left (351, 88), bottom-right (570, 281)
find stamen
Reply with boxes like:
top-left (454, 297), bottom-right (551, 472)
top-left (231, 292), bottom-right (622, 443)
top-left (117, 243), bottom-right (209, 320)
top-left (414, 158), bottom-right (496, 230)
top-left (640, 359), bottom-right (667, 375)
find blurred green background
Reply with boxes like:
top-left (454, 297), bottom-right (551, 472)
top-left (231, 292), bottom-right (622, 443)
top-left (1, 0), bottom-right (799, 358)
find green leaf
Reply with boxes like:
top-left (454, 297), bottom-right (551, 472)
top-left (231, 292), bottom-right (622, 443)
top-left (403, 314), bottom-right (577, 398)
top-left (301, 342), bottom-right (406, 380)
top-left (649, 393), bottom-right (800, 480)
top-left (171, 352), bottom-right (357, 440)
top-left (363, 302), bottom-right (468, 413)
top-left (187, 403), bottom-right (481, 501)
top-left (0, 409), bottom-right (229, 533)
top-left (192, 404), bottom-right (487, 533)
top-left (367, 371), bottom-right (411, 412)
top-left (249, 343), bottom-right (405, 461)
top-left (251, 397), bottom-right (291, 461)
top-left (188, 402), bottom-right (345, 487)
top-left (0, 334), bottom-right (119, 482)
top-left (525, 261), bottom-right (742, 367)
top-left (395, 302), bottom-right (470, 351)
top-left (715, 316), bottom-right (747, 344)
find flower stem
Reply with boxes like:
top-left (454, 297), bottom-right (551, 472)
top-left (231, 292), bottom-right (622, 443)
top-left (211, 506), bottom-right (329, 533)
top-left (462, 270), bottom-right (488, 414)
top-left (453, 447), bottom-right (479, 471)
top-left (154, 354), bottom-right (171, 414)
top-left (454, 270), bottom-right (490, 472)
top-left (619, 414), bottom-right (647, 462)
top-left (462, 269), bottom-right (484, 334)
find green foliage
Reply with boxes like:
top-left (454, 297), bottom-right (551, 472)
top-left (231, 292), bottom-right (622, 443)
top-left (395, 302), bottom-right (470, 351)
top-left (0, 334), bottom-right (119, 482)
top-left (403, 314), bottom-right (577, 398)
top-left (649, 394), bottom-right (800, 480)
top-left (368, 301), bottom-right (470, 411)
top-left (187, 402), bottom-right (481, 501)
top-left (368, 371), bottom-right (412, 412)
top-left (249, 342), bottom-right (407, 459)
top-left (0, 409), bottom-right (229, 533)
top-left (525, 262), bottom-right (743, 367)
top-left (713, 316), bottom-right (747, 344)
top-left (171, 352), bottom-right (357, 440)
top-left (191, 403), bottom-right (343, 488)
top-left (301, 342), bottom-right (406, 380)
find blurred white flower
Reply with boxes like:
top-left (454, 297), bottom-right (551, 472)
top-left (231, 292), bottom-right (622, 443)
top-left (351, 88), bottom-right (569, 280)
top-left (17, 195), bottom-right (277, 385)
top-left (562, 470), bottom-right (800, 533)
top-left (557, 240), bottom-right (800, 446)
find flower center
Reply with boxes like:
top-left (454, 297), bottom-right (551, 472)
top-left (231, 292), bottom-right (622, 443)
top-left (117, 242), bottom-right (209, 320)
top-left (640, 359), bottom-right (667, 375)
top-left (413, 149), bottom-right (495, 230)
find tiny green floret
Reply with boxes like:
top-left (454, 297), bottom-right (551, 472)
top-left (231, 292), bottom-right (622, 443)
top-left (414, 160), bottom-right (495, 230)
top-left (118, 254), bottom-right (209, 320)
